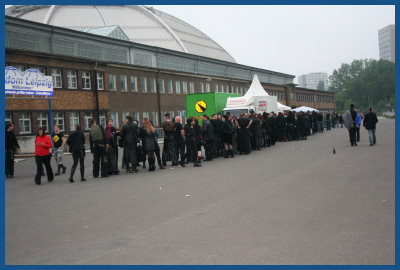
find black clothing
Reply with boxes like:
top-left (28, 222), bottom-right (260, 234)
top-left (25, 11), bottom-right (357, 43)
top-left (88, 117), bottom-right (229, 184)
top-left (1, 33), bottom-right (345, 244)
top-left (89, 124), bottom-right (108, 178)
top-left (162, 121), bottom-right (177, 165)
top-left (66, 131), bottom-right (85, 152)
top-left (184, 124), bottom-right (200, 166)
top-left (221, 121), bottom-right (234, 145)
top-left (138, 127), bottom-right (156, 171)
top-left (120, 121), bottom-right (138, 171)
top-left (349, 109), bottom-right (358, 146)
top-left (70, 149), bottom-right (85, 181)
top-left (364, 112), bottom-right (378, 130)
top-left (5, 130), bottom-right (19, 177)
top-left (202, 119), bottom-right (216, 160)
top-left (105, 126), bottom-right (119, 174)
top-left (52, 132), bottom-right (64, 148)
top-left (237, 117), bottom-right (251, 154)
top-left (35, 154), bottom-right (54, 184)
top-left (174, 122), bottom-right (186, 165)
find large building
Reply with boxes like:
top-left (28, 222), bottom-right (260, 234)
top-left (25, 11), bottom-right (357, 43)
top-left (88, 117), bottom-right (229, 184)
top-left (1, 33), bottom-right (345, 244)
top-left (378, 24), bottom-right (395, 63)
top-left (5, 5), bottom-right (334, 152)
top-left (298, 72), bottom-right (328, 91)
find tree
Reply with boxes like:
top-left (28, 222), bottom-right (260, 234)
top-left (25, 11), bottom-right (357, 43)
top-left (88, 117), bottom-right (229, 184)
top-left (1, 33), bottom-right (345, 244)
top-left (317, 80), bottom-right (325, 91)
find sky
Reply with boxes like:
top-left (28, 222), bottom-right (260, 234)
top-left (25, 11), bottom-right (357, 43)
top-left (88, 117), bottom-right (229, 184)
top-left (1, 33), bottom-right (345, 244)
top-left (153, 5), bottom-right (395, 83)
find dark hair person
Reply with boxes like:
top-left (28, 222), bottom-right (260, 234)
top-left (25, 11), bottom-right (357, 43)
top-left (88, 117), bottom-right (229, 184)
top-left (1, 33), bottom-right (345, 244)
top-left (66, 124), bottom-right (86, 182)
top-left (34, 126), bottom-right (54, 185)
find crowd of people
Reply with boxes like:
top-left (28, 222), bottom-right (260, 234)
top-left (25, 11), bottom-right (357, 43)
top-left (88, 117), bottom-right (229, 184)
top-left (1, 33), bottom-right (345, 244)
top-left (4, 106), bottom-right (379, 185)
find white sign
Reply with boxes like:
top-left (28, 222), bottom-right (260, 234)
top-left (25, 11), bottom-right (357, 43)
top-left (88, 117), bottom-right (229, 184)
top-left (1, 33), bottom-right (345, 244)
top-left (5, 67), bottom-right (53, 96)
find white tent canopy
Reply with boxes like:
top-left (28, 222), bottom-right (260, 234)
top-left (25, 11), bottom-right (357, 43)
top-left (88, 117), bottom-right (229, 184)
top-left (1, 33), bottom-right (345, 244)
top-left (291, 106), bottom-right (319, 113)
top-left (277, 102), bottom-right (291, 112)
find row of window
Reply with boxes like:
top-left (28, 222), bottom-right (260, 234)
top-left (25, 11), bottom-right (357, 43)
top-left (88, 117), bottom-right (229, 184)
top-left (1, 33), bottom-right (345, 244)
top-left (296, 93), bottom-right (334, 103)
top-left (109, 110), bottom-right (186, 129)
top-left (6, 111), bottom-right (107, 135)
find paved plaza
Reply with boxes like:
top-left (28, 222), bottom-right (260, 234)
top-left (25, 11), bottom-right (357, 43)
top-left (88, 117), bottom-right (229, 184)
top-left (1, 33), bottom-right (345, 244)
top-left (5, 118), bottom-right (395, 265)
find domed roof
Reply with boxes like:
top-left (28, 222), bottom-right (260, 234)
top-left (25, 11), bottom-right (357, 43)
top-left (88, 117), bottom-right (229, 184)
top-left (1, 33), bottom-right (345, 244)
top-left (6, 5), bottom-right (236, 63)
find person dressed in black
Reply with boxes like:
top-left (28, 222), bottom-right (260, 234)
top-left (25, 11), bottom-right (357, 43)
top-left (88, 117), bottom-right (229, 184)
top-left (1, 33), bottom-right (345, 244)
top-left (221, 115), bottom-right (234, 158)
top-left (105, 119), bottom-right (119, 175)
top-left (276, 112), bottom-right (287, 142)
top-left (184, 117), bottom-right (201, 167)
top-left (89, 118), bottom-right (108, 178)
top-left (363, 107), bottom-right (379, 146)
top-left (5, 123), bottom-right (21, 178)
top-left (52, 125), bottom-right (67, 176)
top-left (251, 113), bottom-right (262, 150)
top-left (139, 118), bottom-right (157, 171)
top-left (174, 116), bottom-right (186, 167)
top-left (162, 114), bottom-right (177, 166)
top-left (326, 111), bottom-right (331, 130)
top-left (346, 104), bottom-right (358, 146)
top-left (261, 113), bottom-right (268, 147)
top-left (297, 112), bottom-right (306, 140)
top-left (66, 124), bottom-right (86, 182)
top-left (193, 118), bottom-right (203, 164)
top-left (237, 114), bottom-right (252, 155)
top-left (153, 124), bottom-right (166, 170)
top-left (270, 112), bottom-right (277, 145)
top-left (286, 111), bottom-right (296, 141)
top-left (202, 114), bottom-right (215, 161)
top-left (317, 112), bottom-right (324, 133)
top-left (120, 116), bottom-right (138, 173)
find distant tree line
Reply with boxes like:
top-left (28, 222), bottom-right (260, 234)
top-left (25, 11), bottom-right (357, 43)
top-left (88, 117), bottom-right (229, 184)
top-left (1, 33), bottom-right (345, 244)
top-left (328, 59), bottom-right (395, 113)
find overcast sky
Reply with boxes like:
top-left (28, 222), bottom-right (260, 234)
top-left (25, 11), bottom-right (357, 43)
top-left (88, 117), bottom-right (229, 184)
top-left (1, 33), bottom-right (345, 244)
top-left (153, 5), bottom-right (395, 83)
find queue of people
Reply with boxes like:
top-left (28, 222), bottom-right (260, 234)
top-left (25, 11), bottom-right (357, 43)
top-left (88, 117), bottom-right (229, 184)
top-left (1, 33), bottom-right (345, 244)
top-left (4, 106), bottom-right (379, 184)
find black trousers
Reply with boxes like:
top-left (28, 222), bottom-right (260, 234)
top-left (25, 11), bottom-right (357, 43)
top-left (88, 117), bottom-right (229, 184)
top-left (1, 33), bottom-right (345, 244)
top-left (92, 143), bottom-right (108, 177)
top-left (5, 150), bottom-right (14, 176)
top-left (186, 140), bottom-right (199, 165)
top-left (35, 154), bottom-right (54, 183)
top-left (356, 127), bottom-right (360, 142)
top-left (71, 150), bottom-right (85, 179)
top-left (349, 127), bottom-right (357, 145)
top-left (204, 139), bottom-right (214, 160)
top-left (175, 139), bottom-right (186, 164)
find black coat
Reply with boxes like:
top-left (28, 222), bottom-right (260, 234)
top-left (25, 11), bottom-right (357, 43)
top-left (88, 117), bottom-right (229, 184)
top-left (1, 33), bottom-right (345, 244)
top-left (120, 121), bottom-right (138, 149)
top-left (363, 112), bottom-right (378, 130)
top-left (5, 130), bottom-right (20, 151)
top-left (66, 131), bottom-right (85, 152)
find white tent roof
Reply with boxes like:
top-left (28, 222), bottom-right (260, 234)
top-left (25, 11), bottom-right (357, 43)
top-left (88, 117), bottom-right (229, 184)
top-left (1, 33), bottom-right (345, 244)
top-left (291, 106), bottom-right (319, 113)
top-left (277, 102), bottom-right (291, 111)
top-left (243, 74), bottom-right (269, 97)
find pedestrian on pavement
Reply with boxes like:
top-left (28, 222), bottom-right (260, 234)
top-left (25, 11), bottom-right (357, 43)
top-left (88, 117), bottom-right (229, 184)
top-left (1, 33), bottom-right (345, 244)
top-left (237, 114), bottom-right (252, 155)
top-left (5, 122), bottom-right (21, 178)
top-left (34, 126), bottom-right (54, 185)
top-left (139, 118), bottom-right (157, 171)
top-left (221, 115), bottom-right (234, 158)
top-left (355, 111), bottom-right (362, 142)
top-left (66, 124), bottom-right (86, 182)
top-left (89, 118), bottom-right (109, 178)
top-left (363, 107), bottom-right (379, 146)
top-left (105, 119), bottom-right (120, 175)
top-left (174, 116), bottom-right (186, 167)
top-left (120, 115), bottom-right (138, 173)
top-left (326, 111), bottom-right (331, 130)
top-left (161, 113), bottom-right (177, 166)
top-left (201, 114), bottom-right (215, 161)
top-left (338, 113), bottom-right (344, 128)
top-left (52, 125), bottom-right (67, 176)
top-left (344, 104), bottom-right (358, 146)
top-left (193, 118), bottom-right (203, 164)
top-left (184, 117), bottom-right (201, 167)
top-left (317, 112), bottom-right (324, 133)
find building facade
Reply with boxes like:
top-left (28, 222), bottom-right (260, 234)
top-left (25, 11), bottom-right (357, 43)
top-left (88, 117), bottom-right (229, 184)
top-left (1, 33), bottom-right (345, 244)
top-left (298, 72), bottom-right (329, 91)
top-left (378, 24), bottom-right (395, 63)
top-left (5, 13), bottom-right (334, 152)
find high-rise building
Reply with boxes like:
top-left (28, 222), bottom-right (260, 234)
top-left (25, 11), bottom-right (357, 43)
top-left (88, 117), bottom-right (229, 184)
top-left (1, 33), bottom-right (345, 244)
top-left (378, 24), bottom-right (395, 63)
top-left (298, 72), bottom-right (328, 91)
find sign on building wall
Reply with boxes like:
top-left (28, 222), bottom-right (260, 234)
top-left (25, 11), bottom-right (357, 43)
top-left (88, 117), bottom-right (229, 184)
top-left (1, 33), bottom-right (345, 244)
top-left (5, 67), bottom-right (53, 96)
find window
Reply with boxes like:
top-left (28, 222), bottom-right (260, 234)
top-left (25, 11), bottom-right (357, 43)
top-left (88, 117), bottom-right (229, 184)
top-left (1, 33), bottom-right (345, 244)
top-left (120, 75), bottom-right (127, 91)
top-left (70, 112), bottom-right (80, 131)
top-left (131, 76), bottom-right (138, 92)
top-left (189, 82), bottom-right (194, 94)
top-left (16, 65), bottom-right (27, 72)
top-left (37, 112), bottom-right (49, 131)
top-left (152, 111), bottom-right (158, 127)
top-left (159, 79), bottom-right (165, 94)
top-left (169, 111), bottom-right (175, 119)
top-left (32, 66), bottom-right (45, 75)
top-left (67, 71), bottom-right (77, 89)
top-left (122, 112), bottom-right (130, 122)
top-left (53, 112), bottom-right (65, 131)
top-left (167, 80), bottom-right (173, 94)
top-left (5, 112), bottom-right (12, 124)
top-left (133, 112), bottom-right (140, 125)
top-left (19, 112), bottom-right (31, 134)
top-left (108, 74), bottom-right (116, 91)
top-left (84, 112), bottom-right (93, 130)
top-left (99, 112), bottom-right (106, 128)
top-left (200, 83), bottom-right (204, 93)
top-left (51, 68), bottom-right (62, 88)
top-left (81, 72), bottom-right (91, 90)
top-left (110, 112), bottom-right (119, 128)
top-left (235, 86), bottom-right (239, 94)
top-left (240, 87), bottom-right (243, 95)
top-left (182, 81), bottom-right (188, 94)
top-left (215, 84), bottom-right (219, 92)
top-left (143, 112), bottom-right (149, 120)
top-left (177, 110), bottom-right (186, 125)
top-left (150, 78), bottom-right (156, 93)
top-left (141, 77), bottom-right (147, 93)
top-left (97, 73), bottom-right (104, 90)
top-left (220, 85), bottom-right (224, 93)
top-left (205, 83), bottom-right (210, 93)
top-left (175, 81), bottom-right (181, 94)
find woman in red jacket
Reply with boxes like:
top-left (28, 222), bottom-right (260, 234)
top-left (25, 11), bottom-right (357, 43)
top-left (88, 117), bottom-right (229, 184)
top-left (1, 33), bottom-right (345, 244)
top-left (35, 127), bottom-right (54, 185)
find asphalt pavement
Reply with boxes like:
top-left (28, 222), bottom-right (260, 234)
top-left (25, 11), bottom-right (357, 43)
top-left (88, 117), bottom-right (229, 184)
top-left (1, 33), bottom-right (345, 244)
top-left (5, 118), bottom-right (395, 265)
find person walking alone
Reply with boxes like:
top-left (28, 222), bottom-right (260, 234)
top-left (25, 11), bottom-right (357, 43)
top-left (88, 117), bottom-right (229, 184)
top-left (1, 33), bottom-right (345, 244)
top-left (363, 107), bottom-right (379, 146)
top-left (66, 124), bottom-right (86, 182)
